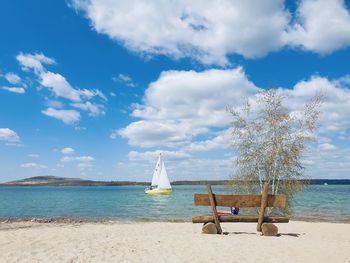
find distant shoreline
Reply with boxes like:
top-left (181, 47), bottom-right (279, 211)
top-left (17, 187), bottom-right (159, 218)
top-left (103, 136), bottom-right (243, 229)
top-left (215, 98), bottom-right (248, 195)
top-left (1, 178), bottom-right (350, 187)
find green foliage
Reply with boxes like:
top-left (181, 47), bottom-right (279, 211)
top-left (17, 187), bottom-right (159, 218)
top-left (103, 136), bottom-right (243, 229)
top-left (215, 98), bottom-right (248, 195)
top-left (228, 89), bottom-right (322, 214)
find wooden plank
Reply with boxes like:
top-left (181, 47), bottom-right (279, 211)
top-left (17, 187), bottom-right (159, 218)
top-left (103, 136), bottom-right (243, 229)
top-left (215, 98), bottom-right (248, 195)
top-left (207, 184), bottom-right (222, 234)
top-left (192, 215), bottom-right (289, 224)
top-left (257, 182), bottom-right (269, 232)
top-left (194, 193), bottom-right (286, 208)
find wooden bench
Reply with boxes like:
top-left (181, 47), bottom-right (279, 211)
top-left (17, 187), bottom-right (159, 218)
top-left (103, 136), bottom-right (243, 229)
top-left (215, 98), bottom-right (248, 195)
top-left (192, 183), bottom-right (289, 234)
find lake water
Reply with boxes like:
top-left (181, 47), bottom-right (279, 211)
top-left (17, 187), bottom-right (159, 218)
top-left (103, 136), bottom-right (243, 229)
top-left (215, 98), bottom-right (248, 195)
top-left (0, 185), bottom-right (349, 222)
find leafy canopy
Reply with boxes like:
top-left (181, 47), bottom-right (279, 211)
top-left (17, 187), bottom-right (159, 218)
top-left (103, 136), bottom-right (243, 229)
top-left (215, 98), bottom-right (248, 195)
top-left (228, 89), bottom-right (322, 213)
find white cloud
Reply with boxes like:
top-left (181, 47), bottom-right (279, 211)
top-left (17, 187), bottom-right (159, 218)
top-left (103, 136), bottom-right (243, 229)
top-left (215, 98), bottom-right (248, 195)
top-left (4, 72), bottom-right (21, 84)
top-left (71, 0), bottom-right (350, 64)
top-left (78, 88), bottom-right (107, 101)
top-left (0, 128), bottom-right (20, 142)
top-left (71, 101), bottom-right (105, 117)
top-left (16, 52), bottom-right (55, 72)
top-left (42, 108), bottom-right (81, 124)
top-left (113, 74), bottom-right (137, 87)
top-left (71, 0), bottom-right (290, 64)
top-left (319, 143), bottom-right (337, 151)
top-left (117, 120), bottom-right (196, 148)
top-left (16, 52), bottom-right (107, 124)
top-left (285, 0), bottom-right (350, 54)
top-left (20, 162), bottom-right (47, 169)
top-left (128, 150), bottom-right (190, 160)
top-left (39, 71), bottom-right (81, 102)
top-left (1, 86), bottom-right (26, 94)
top-left (61, 147), bottom-right (75, 154)
top-left (60, 155), bottom-right (95, 162)
top-left (285, 76), bottom-right (350, 133)
top-left (186, 128), bottom-right (232, 152)
top-left (115, 68), bottom-right (257, 147)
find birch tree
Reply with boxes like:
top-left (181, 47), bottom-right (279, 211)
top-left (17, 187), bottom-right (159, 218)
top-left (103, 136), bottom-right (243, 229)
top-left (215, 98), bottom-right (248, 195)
top-left (228, 89), bottom-right (322, 213)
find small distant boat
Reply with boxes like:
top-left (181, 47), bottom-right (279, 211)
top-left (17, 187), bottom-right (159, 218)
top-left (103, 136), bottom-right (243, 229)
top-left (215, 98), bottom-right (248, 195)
top-left (145, 154), bottom-right (172, 195)
top-left (324, 182), bottom-right (328, 186)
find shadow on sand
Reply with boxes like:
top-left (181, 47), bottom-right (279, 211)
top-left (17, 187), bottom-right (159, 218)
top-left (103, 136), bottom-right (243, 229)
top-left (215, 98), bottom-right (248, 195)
top-left (221, 231), bottom-right (303, 237)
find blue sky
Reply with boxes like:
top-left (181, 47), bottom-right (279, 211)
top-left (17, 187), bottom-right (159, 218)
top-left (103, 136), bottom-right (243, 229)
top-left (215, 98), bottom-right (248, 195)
top-left (1, 0), bottom-right (350, 182)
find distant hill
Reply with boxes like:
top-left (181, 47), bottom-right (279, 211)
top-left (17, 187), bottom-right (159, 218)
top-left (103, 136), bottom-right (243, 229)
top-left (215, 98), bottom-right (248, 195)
top-left (0, 176), bottom-right (148, 186)
top-left (8, 176), bottom-right (84, 185)
top-left (0, 176), bottom-right (349, 186)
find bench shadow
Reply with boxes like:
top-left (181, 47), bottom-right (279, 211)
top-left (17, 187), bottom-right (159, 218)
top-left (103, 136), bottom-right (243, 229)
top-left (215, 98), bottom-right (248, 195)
top-left (223, 231), bottom-right (257, 235)
top-left (222, 232), bottom-right (303, 237)
top-left (277, 232), bottom-right (303, 237)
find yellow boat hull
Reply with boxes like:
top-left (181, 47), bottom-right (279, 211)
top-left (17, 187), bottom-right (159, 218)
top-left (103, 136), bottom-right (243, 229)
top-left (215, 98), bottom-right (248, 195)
top-left (144, 189), bottom-right (173, 195)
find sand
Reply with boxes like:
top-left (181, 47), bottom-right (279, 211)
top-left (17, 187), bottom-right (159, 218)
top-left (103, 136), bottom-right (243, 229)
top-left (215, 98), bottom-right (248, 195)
top-left (0, 221), bottom-right (349, 263)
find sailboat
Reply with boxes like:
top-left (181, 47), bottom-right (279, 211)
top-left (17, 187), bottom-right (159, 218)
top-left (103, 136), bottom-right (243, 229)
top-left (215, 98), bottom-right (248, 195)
top-left (144, 154), bottom-right (172, 195)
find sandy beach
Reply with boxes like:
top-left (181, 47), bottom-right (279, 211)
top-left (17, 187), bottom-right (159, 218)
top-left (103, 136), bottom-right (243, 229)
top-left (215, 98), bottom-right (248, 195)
top-left (0, 221), bottom-right (349, 263)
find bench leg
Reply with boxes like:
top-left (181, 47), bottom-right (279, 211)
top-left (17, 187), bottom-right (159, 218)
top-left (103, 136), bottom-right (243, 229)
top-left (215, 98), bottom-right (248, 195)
top-left (202, 223), bottom-right (218, 234)
top-left (207, 184), bottom-right (222, 234)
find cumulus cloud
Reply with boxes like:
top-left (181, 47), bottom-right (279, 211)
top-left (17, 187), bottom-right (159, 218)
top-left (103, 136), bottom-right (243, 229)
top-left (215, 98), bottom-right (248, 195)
top-left (0, 128), bottom-right (20, 142)
top-left (1, 86), bottom-right (26, 94)
top-left (186, 128), bottom-right (233, 152)
top-left (117, 120), bottom-right (196, 148)
top-left (115, 68), bottom-right (258, 147)
top-left (20, 162), bottom-right (47, 169)
top-left (285, 0), bottom-right (350, 54)
top-left (115, 66), bottom-right (350, 182)
top-left (60, 155), bottom-right (95, 162)
top-left (42, 108), bottom-right (81, 124)
top-left (71, 0), bottom-right (350, 64)
top-left (61, 147), bottom-right (75, 154)
top-left (71, 0), bottom-right (289, 64)
top-left (284, 76), bottom-right (350, 133)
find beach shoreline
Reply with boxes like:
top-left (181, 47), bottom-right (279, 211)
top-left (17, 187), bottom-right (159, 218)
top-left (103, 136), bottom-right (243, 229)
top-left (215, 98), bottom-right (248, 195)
top-left (1, 216), bottom-right (350, 224)
top-left (0, 221), bottom-right (349, 262)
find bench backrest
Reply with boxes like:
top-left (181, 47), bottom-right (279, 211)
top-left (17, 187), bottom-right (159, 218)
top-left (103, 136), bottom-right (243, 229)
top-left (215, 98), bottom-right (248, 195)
top-left (193, 183), bottom-right (287, 233)
top-left (194, 193), bottom-right (286, 208)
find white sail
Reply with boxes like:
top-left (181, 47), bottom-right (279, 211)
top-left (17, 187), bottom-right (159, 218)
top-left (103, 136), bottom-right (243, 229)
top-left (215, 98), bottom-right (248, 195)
top-left (151, 155), bottom-right (161, 186)
top-left (157, 160), bottom-right (172, 190)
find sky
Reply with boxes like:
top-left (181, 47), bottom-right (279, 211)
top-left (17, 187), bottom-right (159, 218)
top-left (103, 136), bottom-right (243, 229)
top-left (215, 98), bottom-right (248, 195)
top-left (1, 0), bottom-right (350, 182)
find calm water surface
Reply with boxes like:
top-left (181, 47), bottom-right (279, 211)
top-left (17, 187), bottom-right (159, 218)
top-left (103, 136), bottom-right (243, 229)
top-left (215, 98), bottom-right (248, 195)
top-left (0, 185), bottom-right (349, 222)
